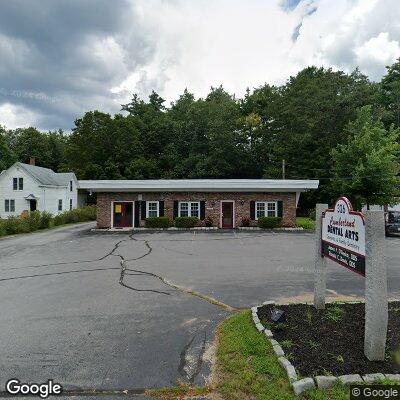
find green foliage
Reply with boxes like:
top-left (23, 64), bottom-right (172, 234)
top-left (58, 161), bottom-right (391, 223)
top-left (39, 212), bottom-right (53, 229)
top-left (145, 216), bottom-right (170, 228)
top-left (3, 60), bottom-right (400, 213)
top-left (174, 216), bottom-right (199, 228)
top-left (53, 206), bottom-right (96, 226)
top-left (0, 206), bottom-right (96, 236)
top-left (324, 305), bottom-right (345, 322)
top-left (309, 208), bottom-right (316, 221)
top-left (331, 105), bottom-right (400, 209)
top-left (296, 217), bottom-right (315, 230)
top-left (258, 216), bottom-right (282, 229)
top-left (216, 311), bottom-right (350, 399)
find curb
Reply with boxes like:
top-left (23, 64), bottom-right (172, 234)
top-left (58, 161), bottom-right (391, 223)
top-left (250, 303), bottom-right (400, 395)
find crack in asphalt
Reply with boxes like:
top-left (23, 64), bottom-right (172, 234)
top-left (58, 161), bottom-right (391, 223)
top-left (1, 231), bottom-right (236, 310)
top-left (177, 331), bottom-right (207, 384)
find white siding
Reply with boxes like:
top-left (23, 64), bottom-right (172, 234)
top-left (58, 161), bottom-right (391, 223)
top-left (0, 164), bottom-right (78, 219)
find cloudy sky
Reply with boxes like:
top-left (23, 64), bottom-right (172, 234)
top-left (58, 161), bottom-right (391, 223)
top-left (0, 0), bottom-right (399, 131)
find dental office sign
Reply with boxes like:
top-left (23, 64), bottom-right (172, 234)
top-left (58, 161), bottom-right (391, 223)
top-left (321, 197), bottom-right (365, 276)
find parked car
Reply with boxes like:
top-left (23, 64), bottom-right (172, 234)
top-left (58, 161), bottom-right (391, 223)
top-left (385, 211), bottom-right (400, 237)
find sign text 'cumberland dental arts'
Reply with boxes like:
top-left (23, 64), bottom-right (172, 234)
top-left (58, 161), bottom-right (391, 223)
top-left (321, 197), bottom-right (366, 276)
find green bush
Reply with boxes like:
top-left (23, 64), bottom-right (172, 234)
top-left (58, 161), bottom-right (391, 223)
top-left (54, 206), bottom-right (97, 226)
top-left (0, 220), bottom-right (7, 236)
top-left (174, 216), bottom-right (199, 228)
top-left (296, 217), bottom-right (315, 230)
top-left (309, 208), bottom-right (316, 221)
top-left (25, 211), bottom-right (42, 231)
top-left (145, 216), bottom-right (170, 228)
top-left (3, 216), bottom-right (31, 234)
top-left (39, 211), bottom-right (53, 229)
top-left (258, 216), bottom-right (282, 229)
top-left (0, 206), bottom-right (97, 237)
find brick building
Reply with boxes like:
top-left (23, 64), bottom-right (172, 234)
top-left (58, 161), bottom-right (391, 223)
top-left (78, 179), bottom-right (319, 229)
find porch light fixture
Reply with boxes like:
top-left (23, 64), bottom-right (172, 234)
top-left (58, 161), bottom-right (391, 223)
top-left (240, 200), bottom-right (245, 206)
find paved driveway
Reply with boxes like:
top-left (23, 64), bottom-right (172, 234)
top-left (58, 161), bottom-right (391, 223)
top-left (0, 224), bottom-right (399, 397)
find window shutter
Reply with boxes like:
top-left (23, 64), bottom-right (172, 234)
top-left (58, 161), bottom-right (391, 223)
top-left (134, 201), bottom-right (140, 227)
top-left (159, 201), bottom-right (165, 217)
top-left (141, 201), bottom-right (146, 220)
top-left (277, 201), bottom-right (283, 217)
top-left (200, 201), bottom-right (206, 220)
top-left (250, 201), bottom-right (255, 219)
top-left (173, 201), bottom-right (179, 219)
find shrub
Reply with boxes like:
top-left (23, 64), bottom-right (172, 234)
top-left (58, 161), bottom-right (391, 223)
top-left (258, 216), bottom-right (282, 229)
top-left (3, 216), bottom-right (30, 234)
top-left (0, 220), bottom-right (6, 236)
top-left (39, 211), bottom-right (53, 229)
top-left (296, 217), bottom-right (315, 230)
top-left (241, 217), bottom-right (250, 227)
top-left (25, 211), bottom-right (42, 231)
top-left (309, 208), bottom-right (316, 221)
top-left (145, 216), bottom-right (170, 228)
top-left (174, 216), bottom-right (199, 228)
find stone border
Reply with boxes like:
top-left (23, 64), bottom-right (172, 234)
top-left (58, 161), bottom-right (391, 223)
top-left (250, 302), bottom-right (400, 395)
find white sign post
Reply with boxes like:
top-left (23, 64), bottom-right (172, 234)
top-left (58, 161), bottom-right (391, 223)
top-left (315, 197), bottom-right (388, 361)
top-left (364, 211), bottom-right (388, 361)
top-left (314, 203), bottom-right (328, 310)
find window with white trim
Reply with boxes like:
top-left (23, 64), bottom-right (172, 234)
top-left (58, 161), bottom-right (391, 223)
top-left (69, 199), bottom-right (73, 210)
top-left (5, 199), bottom-right (15, 212)
top-left (179, 201), bottom-right (200, 218)
top-left (58, 199), bottom-right (63, 211)
top-left (255, 201), bottom-right (277, 219)
top-left (146, 201), bottom-right (159, 218)
top-left (12, 178), bottom-right (23, 190)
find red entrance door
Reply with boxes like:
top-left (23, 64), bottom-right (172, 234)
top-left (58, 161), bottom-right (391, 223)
top-left (113, 202), bottom-right (133, 228)
top-left (221, 202), bottom-right (234, 228)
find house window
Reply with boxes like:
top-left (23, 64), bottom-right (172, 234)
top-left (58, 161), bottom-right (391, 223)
top-left (146, 201), bottom-right (159, 218)
top-left (13, 178), bottom-right (23, 190)
top-left (255, 201), bottom-right (277, 219)
top-left (69, 199), bottom-right (73, 210)
top-left (5, 199), bottom-right (15, 212)
top-left (179, 201), bottom-right (200, 218)
top-left (58, 199), bottom-right (63, 211)
top-left (70, 181), bottom-right (73, 191)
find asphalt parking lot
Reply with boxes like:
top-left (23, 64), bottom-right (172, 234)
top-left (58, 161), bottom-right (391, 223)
top-left (0, 223), bottom-right (399, 397)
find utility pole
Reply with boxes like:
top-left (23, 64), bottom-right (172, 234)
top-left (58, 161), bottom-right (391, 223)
top-left (282, 159), bottom-right (286, 180)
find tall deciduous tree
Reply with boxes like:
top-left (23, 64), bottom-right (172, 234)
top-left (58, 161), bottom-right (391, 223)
top-left (331, 106), bottom-right (400, 209)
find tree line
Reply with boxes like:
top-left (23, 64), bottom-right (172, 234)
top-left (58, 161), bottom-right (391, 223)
top-left (1, 60), bottom-right (400, 210)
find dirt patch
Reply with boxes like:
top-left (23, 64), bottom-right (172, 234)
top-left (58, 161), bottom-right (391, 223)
top-left (257, 301), bottom-right (400, 376)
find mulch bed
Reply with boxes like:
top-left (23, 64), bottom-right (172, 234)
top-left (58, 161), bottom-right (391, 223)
top-left (257, 302), bottom-right (400, 376)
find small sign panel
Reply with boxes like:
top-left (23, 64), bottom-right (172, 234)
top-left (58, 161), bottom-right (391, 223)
top-left (321, 197), bottom-right (366, 276)
top-left (115, 204), bottom-right (122, 213)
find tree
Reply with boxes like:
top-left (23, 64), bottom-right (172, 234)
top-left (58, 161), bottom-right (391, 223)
top-left (331, 106), bottom-right (400, 209)
top-left (381, 58), bottom-right (400, 127)
top-left (0, 126), bottom-right (15, 171)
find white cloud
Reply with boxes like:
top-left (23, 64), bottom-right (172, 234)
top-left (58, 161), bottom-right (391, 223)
top-left (1, 0), bottom-right (400, 130)
top-left (0, 103), bottom-right (39, 129)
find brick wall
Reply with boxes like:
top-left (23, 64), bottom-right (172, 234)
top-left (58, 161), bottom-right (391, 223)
top-left (97, 192), bottom-right (297, 228)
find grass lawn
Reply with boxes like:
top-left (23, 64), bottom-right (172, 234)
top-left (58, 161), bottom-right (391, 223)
top-left (216, 310), bottom-right (349, 400)
top-left (149, 310), bottom-right (398, 399)
top-left (296, 217), bottom-right (315, 231)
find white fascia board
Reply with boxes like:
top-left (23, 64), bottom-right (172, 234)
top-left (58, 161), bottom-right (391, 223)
top-left (78, 179), bottom-right (319, 192)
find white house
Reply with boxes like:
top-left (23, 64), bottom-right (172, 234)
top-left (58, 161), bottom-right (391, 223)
top-left (0, 161), bottom-right (78, 219)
